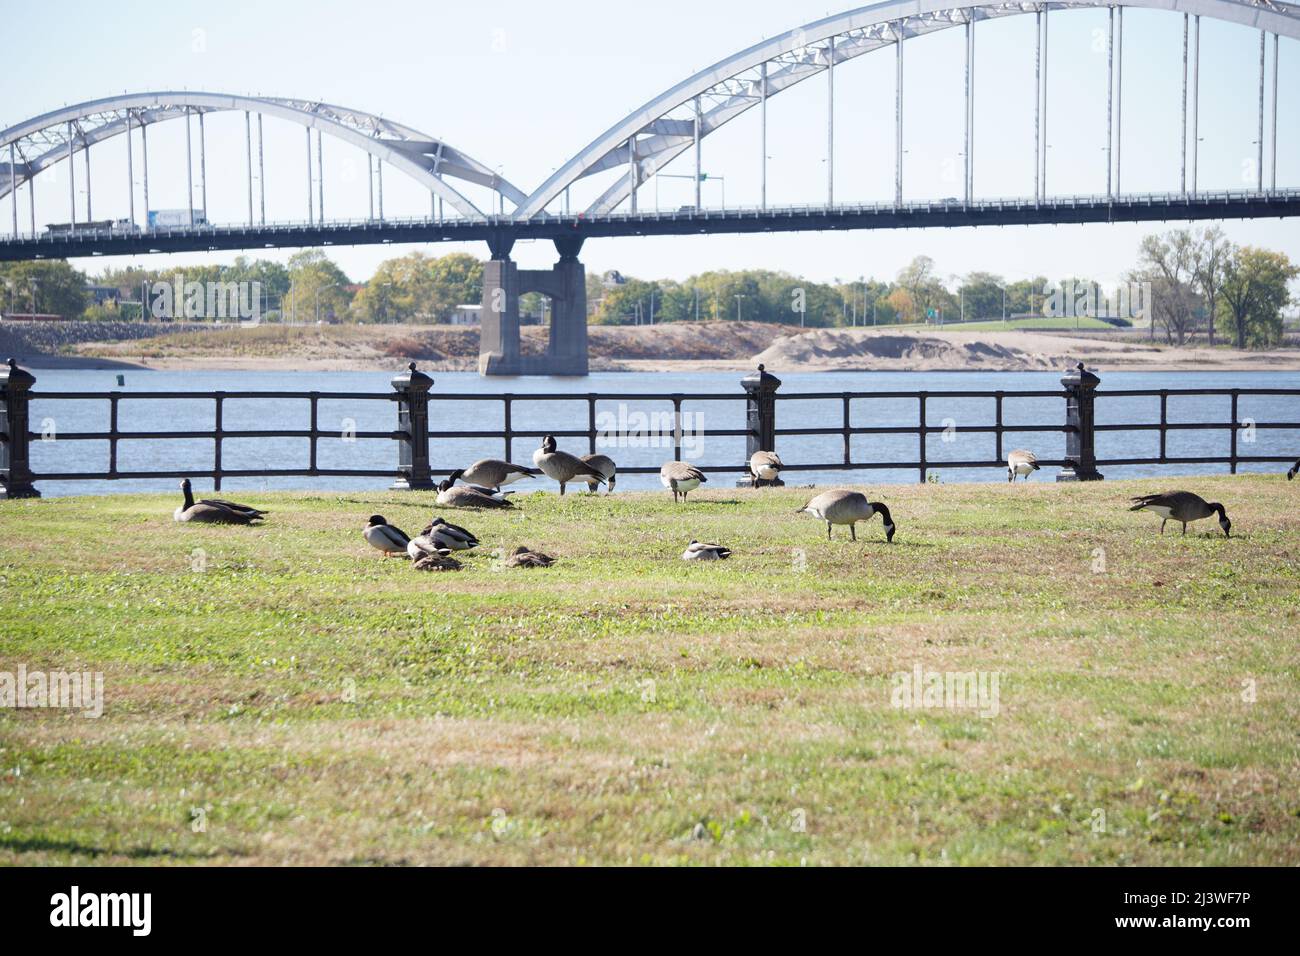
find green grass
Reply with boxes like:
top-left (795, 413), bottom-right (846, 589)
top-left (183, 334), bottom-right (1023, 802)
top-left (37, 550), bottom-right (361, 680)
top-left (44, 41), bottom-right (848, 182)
top-left (1, 476), bottom-right (1297, 865)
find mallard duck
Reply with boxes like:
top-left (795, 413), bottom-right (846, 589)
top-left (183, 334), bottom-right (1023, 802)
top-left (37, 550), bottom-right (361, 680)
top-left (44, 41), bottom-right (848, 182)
top-left (797, 490), bottom-right (896, 542)
top-left (412, 551), bottom-right (462, 572)
top-left (174, 479), bottom-right (265, 524)
top-left (450, 459), bottom-right (539, 490)
top-left (532, 435), bottom-right (607, 495)
top-left (436, 479), bottom-right (514, 509)
top-left (660, 461), bottom-right (706, 503)
top-left (416, 517), bottom-right (479, 552)
top-left (681, 540), bottom-right (732, 561)
top-left (1007, 449), bottom-right (1039, 482)
top-left (363, 515), bottom-right (411, 556)
top-left (503, 546), bottom-right (555, 568)
top-left (1129, 491), bottom-right (1231, 537)
top-left (580, 453), bottom-right (617, 493)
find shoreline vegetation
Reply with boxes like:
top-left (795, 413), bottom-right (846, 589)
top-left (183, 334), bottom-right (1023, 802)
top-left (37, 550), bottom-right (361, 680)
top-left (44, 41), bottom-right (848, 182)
top-left (7, 320), bottom-right (1300, 373)
top-left (1, 478), bottom-right (1296, 865)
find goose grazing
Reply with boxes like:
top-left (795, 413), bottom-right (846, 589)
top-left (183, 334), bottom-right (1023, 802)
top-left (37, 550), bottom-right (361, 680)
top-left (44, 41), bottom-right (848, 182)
top-left (1007, 449), bottom-right (1040, 483)
top-left (503, 546), bottom-right (555, 568)
top-left (1129, 491), bottom-right (1232, 537)
top-left (660, 460), bottom-right (707, 503)
top-left (1288, 460), bottom-right (1298, 481)
top-left (681, 540), bottom-right (732, 561)
top-left (580, 453), bottom-right (617, 494)
top-left (532, 435), bottom-right (607, 495)
top-left (416, 517), bottom-right (479, 552)
top-left (436, 479), bottom-right (514, 509)
top-left (450, 459), bottom-right (539, 491)
top-left (797, 490), bottom-right (896, 542)
top-left (173, 479), bottom-right (265, 524)
top-left (748, 450), bottom-right (783, 483)
top-left (363, 515), bottom-right (411, 557)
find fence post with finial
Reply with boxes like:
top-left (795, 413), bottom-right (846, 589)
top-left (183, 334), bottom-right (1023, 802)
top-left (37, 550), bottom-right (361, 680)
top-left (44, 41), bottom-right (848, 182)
top-left (738, 363), bottom-right (783, 487)
top-left (1058, 362), bottom-right (1103, 482)
top-left (390, 361), bottom-right (435, 491)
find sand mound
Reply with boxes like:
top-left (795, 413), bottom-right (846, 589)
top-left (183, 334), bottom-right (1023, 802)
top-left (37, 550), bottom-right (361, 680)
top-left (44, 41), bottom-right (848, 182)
top-left (754, 328), bottom-right (1065, 371)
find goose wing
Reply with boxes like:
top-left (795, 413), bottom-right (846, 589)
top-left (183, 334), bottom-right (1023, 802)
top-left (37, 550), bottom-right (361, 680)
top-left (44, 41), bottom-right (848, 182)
top-left (199, 497), bottom-right (267, 517)
top-left (661, 461), bottom-right (706, 483)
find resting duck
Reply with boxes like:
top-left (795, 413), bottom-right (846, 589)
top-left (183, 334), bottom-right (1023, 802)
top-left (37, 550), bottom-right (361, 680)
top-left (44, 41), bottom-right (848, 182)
top-left (363, 515), bottom-right (411, 557)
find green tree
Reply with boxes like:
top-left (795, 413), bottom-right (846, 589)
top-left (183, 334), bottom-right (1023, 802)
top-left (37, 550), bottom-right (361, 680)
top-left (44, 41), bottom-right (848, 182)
top-left (1216, 246), bottom-right (1297, 349)
top-left (285, 250), bottom-right (351, 322)
top-left (0, 260), bottom-right (89, 319)
top-left (959, 272), bottom-right (1007, 321)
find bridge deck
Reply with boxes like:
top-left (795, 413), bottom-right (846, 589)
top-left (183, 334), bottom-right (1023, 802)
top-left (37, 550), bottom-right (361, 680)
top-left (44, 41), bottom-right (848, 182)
top-left (0, 190), bottom-right (1296, 261)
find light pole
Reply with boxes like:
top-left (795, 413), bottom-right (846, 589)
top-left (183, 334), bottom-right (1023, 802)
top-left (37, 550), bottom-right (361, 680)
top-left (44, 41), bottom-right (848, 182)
top-left (315, 282), bottom-right (339, 323)
top-left (999, 284), bottom-right (1007, 321)
top-left (734, 293), bottom-right (745, 322)
top-left (28, 276), bottom-right (38, 317)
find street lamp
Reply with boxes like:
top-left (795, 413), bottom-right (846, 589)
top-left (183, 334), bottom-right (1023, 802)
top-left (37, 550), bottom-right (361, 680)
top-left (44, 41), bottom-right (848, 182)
top-left (734, 293), bottom-right (745, 322)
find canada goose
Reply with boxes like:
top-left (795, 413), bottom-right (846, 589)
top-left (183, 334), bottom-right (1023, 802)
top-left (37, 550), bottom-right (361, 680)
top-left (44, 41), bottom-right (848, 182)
top-left (532, 435), bottom-right (607, 495)
top-left (580, 453), bottom-right (617, 493)
top-left (748, 450), bottom-right (783, 483)
top-left (363, 515), bottom-right (411, 557)
top-left (436, 479), bottom-right (514, 509)
top-left (503, 546), bottom-right (555, 568)
top-left (450, 459), bottom-right (539, 491)
top-left (1007, 449), bottom-right (1039, 483)
top-left (1129, 491), bottom-right (1232, 537)
top-left (681, 540), bottom-right (732, 561)
top-left (1288, 460), bottom-right (1298, 481)
top-left (417, 517), bottom-right (479, 552)
top-left (173, 480), bottom-right (264, 524)
top-left (412, 551), bottom-right (463, 572)
top-left (797, 490), bottom-right (896, 542)
top-left (660, 461), bottom-right (707, 503)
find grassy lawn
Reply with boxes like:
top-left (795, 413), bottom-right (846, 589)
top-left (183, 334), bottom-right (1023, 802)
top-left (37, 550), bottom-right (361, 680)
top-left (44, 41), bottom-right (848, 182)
top-left (1, 476), bottom-right (1297, 866)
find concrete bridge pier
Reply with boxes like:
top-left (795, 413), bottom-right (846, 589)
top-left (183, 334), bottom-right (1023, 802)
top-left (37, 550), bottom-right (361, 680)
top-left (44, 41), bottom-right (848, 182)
top-left (478, 234), bottom-right (588, 376)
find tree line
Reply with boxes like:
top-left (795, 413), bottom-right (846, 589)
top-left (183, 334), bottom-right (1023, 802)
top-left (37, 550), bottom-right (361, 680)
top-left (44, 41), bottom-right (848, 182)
top-left (1, 232), bottom-right (1293, 349)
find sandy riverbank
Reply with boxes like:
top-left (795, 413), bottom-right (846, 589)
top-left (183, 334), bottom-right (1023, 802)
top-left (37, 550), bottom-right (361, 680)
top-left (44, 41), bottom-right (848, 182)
top-left (14, 320), bottom-right (1300, 373)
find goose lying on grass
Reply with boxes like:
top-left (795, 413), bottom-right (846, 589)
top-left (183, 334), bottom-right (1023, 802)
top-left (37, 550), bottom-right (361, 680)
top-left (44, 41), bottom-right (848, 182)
top-left (681, 540), bottom-right (732, 561)
top-left (436, 479), bottom-right (515, 509)
top-left (363, 515), bottom-right (411, 557)
top-left (1129, 491), bottom-right (1232, 537)
top-left (797, 490), bottom-right (896, 542)
top-left (174, 479), bottom-right (267, 524)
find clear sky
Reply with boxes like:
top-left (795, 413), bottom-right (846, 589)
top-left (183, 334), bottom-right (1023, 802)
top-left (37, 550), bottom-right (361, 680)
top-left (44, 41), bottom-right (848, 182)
top-left (1, 0), bottom-right (1296, 287)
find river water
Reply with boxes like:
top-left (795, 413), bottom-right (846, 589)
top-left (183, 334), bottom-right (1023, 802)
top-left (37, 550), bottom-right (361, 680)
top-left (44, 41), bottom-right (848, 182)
top-left (22, 368), bottom-right (1300, 497)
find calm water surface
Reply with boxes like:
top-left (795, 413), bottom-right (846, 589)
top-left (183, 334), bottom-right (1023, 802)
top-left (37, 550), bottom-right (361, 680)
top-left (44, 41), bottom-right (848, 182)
top-left (23, 368), bottom-right (1300, 497)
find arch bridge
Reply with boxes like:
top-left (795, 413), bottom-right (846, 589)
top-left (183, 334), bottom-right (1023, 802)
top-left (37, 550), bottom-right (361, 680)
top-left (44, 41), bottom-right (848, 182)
top-left (1, 0), bottom-right (1298, 373)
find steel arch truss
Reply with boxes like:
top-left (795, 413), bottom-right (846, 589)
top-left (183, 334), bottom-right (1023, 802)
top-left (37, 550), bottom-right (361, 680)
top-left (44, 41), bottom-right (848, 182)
top-left (0, 91), bottom-right (524, 219)
top-left (515, 0), bottom-right (1300, 219)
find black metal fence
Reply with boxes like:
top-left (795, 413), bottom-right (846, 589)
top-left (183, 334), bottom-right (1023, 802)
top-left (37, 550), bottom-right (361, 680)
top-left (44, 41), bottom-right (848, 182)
top-left (1, 357), bottom-right (1296, 498)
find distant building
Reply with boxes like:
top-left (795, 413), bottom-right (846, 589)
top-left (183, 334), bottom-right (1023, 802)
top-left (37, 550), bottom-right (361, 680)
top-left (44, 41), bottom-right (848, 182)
top-left (449, 304), bottom-right (481, 326)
